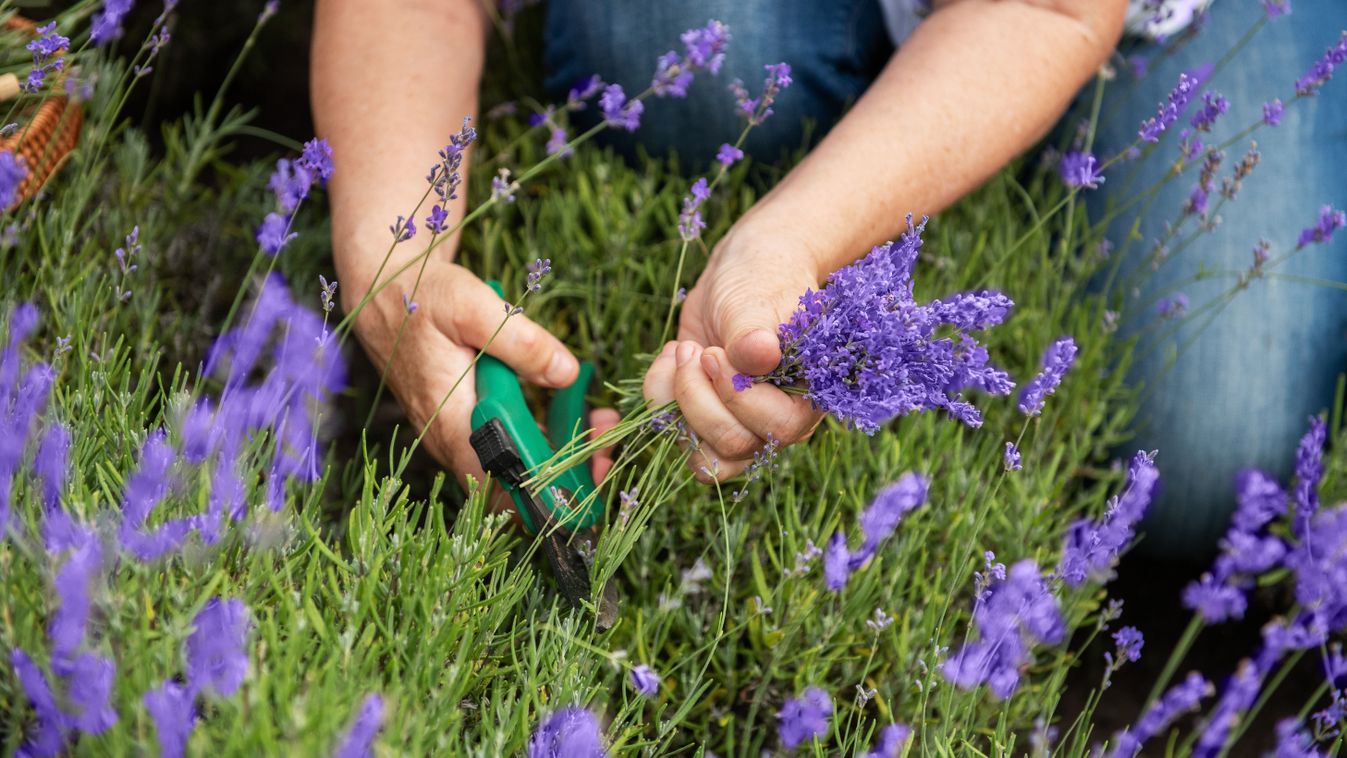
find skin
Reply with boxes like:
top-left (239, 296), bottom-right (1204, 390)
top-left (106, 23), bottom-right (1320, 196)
top-left (312, 0), bottom-right (1127, 488)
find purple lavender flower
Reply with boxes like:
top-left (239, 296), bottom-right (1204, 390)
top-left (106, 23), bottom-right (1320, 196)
top-left (681, 20), bottom-right (730, 74)
top-left (1263, 99), bottom-right (1285, 126)
top-left (1263, 0), bottom-right (1292, 18)
top-left (267, 159), bottom-right (313, 213)
top-left (425, 204), bottom-right (449, 234)
top-left (650, 16), bottom-right (733, 99)
top-left (33, 423), bottom-right (70, 514)
top-left (1286, 505), bottom-right (1347, 634)
top-left (527, 258), bottom-right (551, 292)
top-left (256, 212), bottom-right (296, 256)
top-left (1275, 719), bottom-right (1323, 758)
top-left (528, 707), bottom-right (608, 758)
top-left (1182, 468), bottom-right (1289, 622)
top-left (630, 664), bottom-right (660, 696)
top-left (91, 0), bottom-right (134, 45)
top-left (0, 152), bottom-right (27, 209)
top-left (333, 694), bottom-right (386, 758)
top-left (185, 597), bottom-right (250, 697)
top-left (566, 74), bottom-right (605, 107)
top-left (1157, 293), bottom-right (1188, 319)
top-left (1058, 451), bottom-right (1158, 587)
top-left (1059, 151), bottom-right (1105, 189)
top-left (825, 474), bottom-right (928, 590)
top-left (716, 143), bottom-right (743, 168)
top-left (11, 648), bottom-right (68, 756)
top-left (546, 127), bottom-right (571, 158)
top-left (778, 687), bottom-right (832, 749)
top-left (145, 681), bottom-right (196, 758)
top-left (1017, 337), bottom-right (1078, 416)
top-left (1139, 71), bottom-right (1201, 142)
top-left (677, 176), bottom-right (713, 241)
top-left (49, 529), bottom-right (102, 662)
top-left (767, 216), bottom-right (1012, 432)
top-left (1194, 657), bottom-right (1272, 758)
top-left (1292, 416), bottom-right (1327, 535)
top-left (64, 653), bottom-right (117, 734)
top-left (390, 215), bottom-right (416, 242)
top-left (943, 560), bottom-right (1065, 699)
top-left (1189, 91), bottom-right (1228, 133)
top-left (730, 62), bottom-right (793, 125)
top-left (862, 723), bottom-right (912, 757)
top-left (1105, 672), bottom-right (1212, 758)
top-left (1004, 441), bottom-right (1022, 472)
top-left (732, 373), bottom-right (754, 392)
top-left (1113, 626), bottom-right (1144, 663)
top-left (598, 84), bottom-right (643, 132)
top-left (1296, 205), bottom-right (1346, 248)
top-left (652, 51), bottom-right (695, 98)
top-left (1295, 31), bottom-right (1346, 97)
top-left (117, 431), bottom-right (192, 561)
top-left (23, 23), bottom-right (69, 93)
top-left (298, 138), bottom-right (334, 184)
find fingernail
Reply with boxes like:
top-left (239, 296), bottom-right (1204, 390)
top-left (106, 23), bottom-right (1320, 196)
top-left (660, 341), bottom-right (677, 358)
top-left (546, 352), bottom-right (575, 385)
top-left (701, 351), bottom-right (720, 377)
top-left (675, 341), bottom-right (697, 366)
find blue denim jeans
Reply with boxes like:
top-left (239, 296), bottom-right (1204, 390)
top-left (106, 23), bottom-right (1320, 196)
top-left (1089, 2), bottom-right (1347, 553)
top-left (543, 0), bottom-right (893, 165)
top-left (542, 2), bottom-right (1347, 553)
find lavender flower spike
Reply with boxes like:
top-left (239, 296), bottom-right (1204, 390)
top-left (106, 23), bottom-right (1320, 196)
top-left (528, 707), bottom-right (608, 758)
top-left (1138, 71), bottom-right (1201, 143)
top-left (863, 724), bottom-right (913, 757)
top-left (1105, 672), bottom-right (1212, 758)
top-left (768, 215), bottom-right (1013, 432)
top-left (630, 665), bottom-right (660, 697)
top-left (1017, 337), bottom-right (1078, 416)
top-left (185, 597), bottom-right (251, 697)
top-left (0, 151), bottom-right (27, 209)
top-left (333, 694), bottom-right (386, 758)
top-left (1058, 450), bottom-right (1159, 587)
top-left (145, 681), bottom-right (196, 758)
top-left (778, 687), bottom-right (832, 749)
top-left (1296, 205), bottom-right (1346, 249)
top-left (598, 84), bottom-right (643, 133)
top-left (1059, 151), bottom-right (1105, 189)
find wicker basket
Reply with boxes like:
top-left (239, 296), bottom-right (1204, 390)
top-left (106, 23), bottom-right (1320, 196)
top-left (1, 14), bottom-right (83, 208)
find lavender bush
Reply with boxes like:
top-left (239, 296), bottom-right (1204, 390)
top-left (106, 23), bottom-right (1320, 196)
top-left (1, 2), bottom-right (1345, 756)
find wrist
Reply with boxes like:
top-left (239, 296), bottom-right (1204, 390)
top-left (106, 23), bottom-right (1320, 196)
top-left (720, 206), bottom-right (828, 286)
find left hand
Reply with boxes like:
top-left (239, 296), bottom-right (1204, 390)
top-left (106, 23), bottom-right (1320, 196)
top-left (643, 223), bottom-right (826, 482)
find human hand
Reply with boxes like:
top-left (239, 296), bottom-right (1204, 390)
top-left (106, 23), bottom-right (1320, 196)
top-left (341, 254), bottom-right (619, 492)
top-left (643, 222), bottom-right (826, 482)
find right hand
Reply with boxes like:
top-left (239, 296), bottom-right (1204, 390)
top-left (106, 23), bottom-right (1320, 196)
top-left (341, 255), bottom-right (619, 492)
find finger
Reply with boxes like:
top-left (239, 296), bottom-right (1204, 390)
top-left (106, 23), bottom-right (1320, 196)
top-left (701, 346), bottom-right (823, 444)
top-left (673, 340), bottom-right (763, 461)
top-left (716, 294), bottom-right (786, 375)
top-left (642, 341), bottom-right (678, 408)
top-left (589, 407), bottom-right (620, 483)
top-left (433, 271), bottom-right (579, 388)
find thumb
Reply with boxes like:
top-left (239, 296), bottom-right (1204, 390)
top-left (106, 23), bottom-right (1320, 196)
top-left (435, 272), bottom-right (580, 389)
top-left (720, 300), bottom-right (784, 376)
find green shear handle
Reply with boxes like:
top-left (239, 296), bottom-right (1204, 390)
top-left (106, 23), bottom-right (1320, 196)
top-left (468, 281), bottom-right (618, 628)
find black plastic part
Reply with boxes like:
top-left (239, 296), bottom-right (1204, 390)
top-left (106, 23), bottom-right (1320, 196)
top-left (469, 418), bottom-right (620, 631)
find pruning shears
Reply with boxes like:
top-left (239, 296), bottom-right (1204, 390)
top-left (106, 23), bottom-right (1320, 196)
top-left (469, 281), bottom-right (619, 629)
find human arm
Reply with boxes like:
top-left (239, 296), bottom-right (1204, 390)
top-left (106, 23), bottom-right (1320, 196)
top-left (648, 0), bottom-right (1129, 480)
top-left (312, 0), bottom-right (613, 485)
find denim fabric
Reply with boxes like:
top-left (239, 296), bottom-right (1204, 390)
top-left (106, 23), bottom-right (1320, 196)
top-left (1088, 2), bottom-right (1347, 553)
top-left (543, 0), bottom-right (893, 165)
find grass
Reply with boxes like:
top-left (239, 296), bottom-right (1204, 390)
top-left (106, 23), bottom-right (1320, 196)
top-left (0, 4), bottom-right (1341, 756)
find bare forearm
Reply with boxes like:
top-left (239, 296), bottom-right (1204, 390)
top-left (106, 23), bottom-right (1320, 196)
top-left (311, 0), bottom-right (487, 293)
top-left (740, 0), bottom-right (1126, 276)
